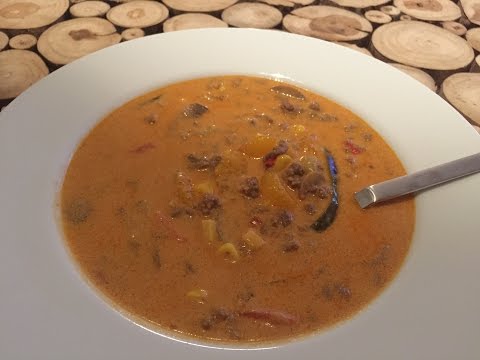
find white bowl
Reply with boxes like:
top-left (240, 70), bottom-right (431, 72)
top-left (1, 29), bottom-right (479, 360)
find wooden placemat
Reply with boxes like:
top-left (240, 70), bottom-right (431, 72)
top-left (0, 0), bottom-right (479, 133)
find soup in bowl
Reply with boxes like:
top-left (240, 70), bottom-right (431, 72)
top-left (60, 75), bottom-right (414, 344)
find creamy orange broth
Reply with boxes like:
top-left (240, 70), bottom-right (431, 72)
top-left (61, 76), bottom-right (414, 343)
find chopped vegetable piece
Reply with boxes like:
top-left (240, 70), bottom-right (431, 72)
top-left (196, 181), bottom-right (215, 194)
top-left (240, 308), bottom-right (298, 325)
top-left (217, 243), bottom-right (240, 262)
top-left (214, 150), bottom-right (247, 180)
top-left (242, 229), bottom-right (265, 250)
top-left (271, 154), bottom-right (292, 172)
top-left (130, 142), bottom-right (155, 154)
top-left (311, 150), bottom-right (339, 232)
top-left (187, 289), bottom-right (208, 304)
top-left (261, 172), bottom-right (295, 208)
top-left (202, 219), bottom-right (219, 244)
top-left (243, 134), bottom-right (277, 158)
top-left (344, 139), bottom-right (365, 155)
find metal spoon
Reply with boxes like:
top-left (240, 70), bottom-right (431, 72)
top-left (354, 152), bottom-right (480, 209)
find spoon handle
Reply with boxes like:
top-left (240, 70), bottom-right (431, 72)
top-left (355, 152), bottom-right (480, 209)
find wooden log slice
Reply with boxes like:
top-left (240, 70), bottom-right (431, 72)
top-left (70, 1), bottom-right (111, 18)
top-left (364, 10), bottom-right (392, 24)
top-left (222, 3), bottom-right (283, 29)
top-left (106, 1), bottom-right (168, 29)
top-left (0, 0), bottom-right (68, 30)
top-left (466, 27), bottom-right (480, 52)
top-left (8, 34), bottom-right (37, 50)
top-left (441, 72), bottom-right (480, 125)
top-left (326, 0), bottom-right (390, 9)
top-left (380, 5), bottom-right (401, 18)
top-left (371, 21), bottom-right (474, 72)
top-left (471, 55), bottom-right (480, 72)
top-left (0, 30), bottom-right (8, 51)
top-left (163, 13), bottom-right (227, 32)
top-left (390, 63), bottom-right (437, 91)
top-left (335, 42), bottom-right (373, 56)
top-left (460, 0), bottom-right (480, 26)
top-left (37, 17), bottom-right (121, 65)
top-left (162, 0), bottom-right (239, 13)
top-left (259, 0), bottom-right (315, 5)
top-left (394, 0), bottom-right (461, 21)
top-left (442, 21), bottom-right (467, 36)
top-left (259, 0), bottom-right (295, 8)
top-left (286, 0), bottom-right (316, 4)
top-left (0, 49), bottom-right (48, 100)
top-left (283, 5), bottom-right (373, 42)
top-left (121, 27), bottom-right (145, 40)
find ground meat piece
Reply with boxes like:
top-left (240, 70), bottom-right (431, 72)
top-left (263, 140), bottom-right (289, 168)
top-left (304, 203), bottom-right (316, 215)
top-left (183, 103), bottom-right (208, 118)
top-left (283, 237), bottom-right (300, 252)
top-left (201, 318), bottom-right (213, 330)
top-left (186, 153), bottom-right (222, 170)
top-left (272, 210), bottom-right (294, 227)
top-left (282, 162), bottom-right (305, 189)
top-left (196, 194), bottom-right (221, 215)
top-left (309, 101), bottom-right (320, 111)
top-left (200, 308), bottom-right (233, 331)
top-left (280, 99), bottom-right (301, 113)
top-left (298, 172), bottom-right (327, 199)
top-left (239, 177), bottom-right (260, 198)
top-left (337, 284), bottom-right (352, 299)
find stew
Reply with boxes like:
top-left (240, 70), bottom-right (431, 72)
top-left (60, 75), bottom-right (415, 343)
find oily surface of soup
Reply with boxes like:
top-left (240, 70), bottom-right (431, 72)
top-left (61, 75), bottom-right (414, 343)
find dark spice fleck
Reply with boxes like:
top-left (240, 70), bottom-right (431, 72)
top-left (65, 198), bottom-right (92, 224)
top-left (152, 249), bottom-right (161, 268)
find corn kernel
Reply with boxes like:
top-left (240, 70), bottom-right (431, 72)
top-left (217, 243), bottom-right (240, 262)
top-left (186, 289), bottom-right (208, 304)
top-left (292, 124), bottom-right (306, 135)
top-left (202, 219), bottom-right (218, 244)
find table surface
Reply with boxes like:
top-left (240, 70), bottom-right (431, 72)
top-left (0, 0), bottom-right (479, 134)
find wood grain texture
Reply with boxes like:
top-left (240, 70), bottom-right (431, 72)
top-left (0, 0), bottom-right (478, 128)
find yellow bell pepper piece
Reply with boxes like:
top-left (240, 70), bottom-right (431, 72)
top-left (242, 229), bottom-right (265, 250)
